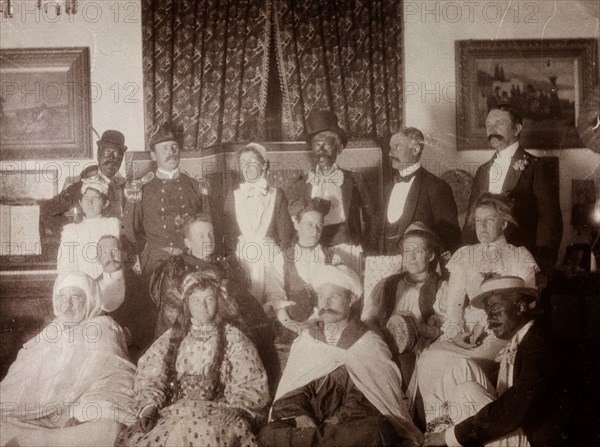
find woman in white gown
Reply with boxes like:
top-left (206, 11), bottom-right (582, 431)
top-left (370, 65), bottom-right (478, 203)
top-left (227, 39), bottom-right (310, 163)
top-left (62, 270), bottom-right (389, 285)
top-left (417, 193), bottom-right (539, 430)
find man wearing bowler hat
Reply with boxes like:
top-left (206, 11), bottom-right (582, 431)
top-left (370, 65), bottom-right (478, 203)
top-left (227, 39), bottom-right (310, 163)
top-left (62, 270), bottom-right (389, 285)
top-left (424, 275), bottom-right (570, 447)
top-left (301, 110), bottom-right (377, 274)
top-left (40, 130), bottom-right (128, 235)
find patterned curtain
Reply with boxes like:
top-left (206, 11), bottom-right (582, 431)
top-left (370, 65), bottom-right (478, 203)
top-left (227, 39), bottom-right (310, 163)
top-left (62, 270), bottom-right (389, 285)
top-left (142, 0), bottom-right (272, 149)
top-left (273, 0), bottom-right (403, 141)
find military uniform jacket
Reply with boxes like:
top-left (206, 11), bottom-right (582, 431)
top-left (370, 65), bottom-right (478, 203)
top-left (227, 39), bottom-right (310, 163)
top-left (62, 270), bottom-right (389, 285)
top-left (123, 172), bottom-right (206, 258)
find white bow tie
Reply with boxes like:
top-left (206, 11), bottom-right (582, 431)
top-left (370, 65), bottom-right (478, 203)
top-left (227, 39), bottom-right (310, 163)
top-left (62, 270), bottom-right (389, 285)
top-left (240, 177), bottom-right (268, 197)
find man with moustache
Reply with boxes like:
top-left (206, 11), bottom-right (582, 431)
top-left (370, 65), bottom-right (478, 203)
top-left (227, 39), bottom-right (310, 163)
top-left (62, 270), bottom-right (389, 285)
top-left (382, 127), bottom-right (460, 256)
top-left (123, 123), bottom-right (210, 277)
top-left (463, 104), bottom-right (563, 286)
top-left (302, 110), bottom-right (377, 274)
top-left (259, 264), bottom-right (423, 447)
top-left (424, 275), bottom-right (569, 447)
top-left (40, 130), bottom-right (128, 235)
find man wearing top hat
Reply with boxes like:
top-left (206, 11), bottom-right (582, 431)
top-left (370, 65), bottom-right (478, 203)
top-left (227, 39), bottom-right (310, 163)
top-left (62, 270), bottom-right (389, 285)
top-left (301, 110), bottom-right (377, 275)
top-left (40, 130), bottom-right (128, 236)
top-left (382, 127), bottom-right (461, 257)
top-left (122, 123), bottom-right (211, 277)
top-left (424, 275), bottom-right (569, 447)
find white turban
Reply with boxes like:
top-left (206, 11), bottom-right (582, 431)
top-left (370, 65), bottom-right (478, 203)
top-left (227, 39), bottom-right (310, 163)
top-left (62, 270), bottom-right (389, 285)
top-left (310, 264), bottom-right (363, 303)
top-left (53, 271), bottom-right (104, 321)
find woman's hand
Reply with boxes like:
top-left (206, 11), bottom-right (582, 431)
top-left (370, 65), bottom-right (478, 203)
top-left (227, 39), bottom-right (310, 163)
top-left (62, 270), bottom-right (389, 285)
top-left (450, 330), bottom-right (481, 349)
top-left (136, 406), bottom-right (159, 433)
top-left (424, 431), bottom-right (447, 446)
top-left (222, 408), bottom-right (244, 425)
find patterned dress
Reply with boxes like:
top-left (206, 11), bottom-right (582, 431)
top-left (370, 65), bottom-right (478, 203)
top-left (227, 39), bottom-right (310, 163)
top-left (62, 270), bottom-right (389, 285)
top-left (116, 323), bottom-right (269, 447)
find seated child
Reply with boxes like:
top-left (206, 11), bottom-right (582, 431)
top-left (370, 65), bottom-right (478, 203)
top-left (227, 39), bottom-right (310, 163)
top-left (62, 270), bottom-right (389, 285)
top-left (57, 174), bottom-right (120, 279)
top-left (365, 222), bottom-right (447, 384)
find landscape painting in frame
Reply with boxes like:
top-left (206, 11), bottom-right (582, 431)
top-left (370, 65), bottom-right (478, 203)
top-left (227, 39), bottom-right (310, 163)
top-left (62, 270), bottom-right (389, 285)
top-left (456, 39), bottom-right (598, 150)
top-left (0, 47), bottom-right (92, 160)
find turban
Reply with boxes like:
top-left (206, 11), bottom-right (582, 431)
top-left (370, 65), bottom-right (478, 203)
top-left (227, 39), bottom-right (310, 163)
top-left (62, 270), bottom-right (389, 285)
top-left (53, 271), bottom-right (104, 321)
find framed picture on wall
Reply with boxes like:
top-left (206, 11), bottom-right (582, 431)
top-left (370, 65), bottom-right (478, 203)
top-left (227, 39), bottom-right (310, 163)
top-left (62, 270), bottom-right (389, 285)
top-left (456, 39), bottom-right (598, 150)
top-left (0, 47), bottom-right (92, 160)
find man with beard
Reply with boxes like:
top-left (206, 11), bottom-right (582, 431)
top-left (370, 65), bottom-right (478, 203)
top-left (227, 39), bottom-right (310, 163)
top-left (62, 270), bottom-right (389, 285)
top-left (123, 123), bottom-right (210, 277)
top-left (382, 127), bottom-right (460, 256)
top-left (259, 264), bottom-right (423, 447)
top-left (301, 110), bottom-right (377, 274)
top-left (40, 130), bottom-right (128, 236)
top-left (423, 276), bottom-right (569, 447)
top-left (463, 104), bottom-right (562, 286)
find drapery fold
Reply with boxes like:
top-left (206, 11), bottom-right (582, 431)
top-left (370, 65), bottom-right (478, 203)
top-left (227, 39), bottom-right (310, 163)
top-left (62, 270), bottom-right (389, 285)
top-left (142, 0), bottom-right (403, 148)
top-left (142, 0), bottom-right (272, 149)
top-left (273, 0), bottom-right (404, 141)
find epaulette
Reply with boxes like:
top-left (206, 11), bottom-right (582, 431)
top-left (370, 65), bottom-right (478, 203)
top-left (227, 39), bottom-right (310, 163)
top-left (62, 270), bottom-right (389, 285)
top-left (124, 172), bottom-right (155, 203)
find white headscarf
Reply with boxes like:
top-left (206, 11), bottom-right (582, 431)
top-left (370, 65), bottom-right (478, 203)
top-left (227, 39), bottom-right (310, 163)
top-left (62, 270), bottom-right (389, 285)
top-left (310, 264), bottom-right (363, 304)
top-left (52, 271), bottom-right (104, 322)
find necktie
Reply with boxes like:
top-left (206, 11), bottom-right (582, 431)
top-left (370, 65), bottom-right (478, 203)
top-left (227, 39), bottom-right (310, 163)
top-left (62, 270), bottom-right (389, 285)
top-left (394, 170), bottom-right (418, 183)
top-left (496, 339), bottom-right (517, 395)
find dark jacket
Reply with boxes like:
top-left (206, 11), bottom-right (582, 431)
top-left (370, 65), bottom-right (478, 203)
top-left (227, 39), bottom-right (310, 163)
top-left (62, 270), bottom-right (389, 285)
top-left (303, 168), bottom-right (378, 250)
top-left (382, 167), bottom-right (460, 254)
top-left (455, 322), bottom-right (571, 447)
top-left (462, 146), bottom-right (563, 275)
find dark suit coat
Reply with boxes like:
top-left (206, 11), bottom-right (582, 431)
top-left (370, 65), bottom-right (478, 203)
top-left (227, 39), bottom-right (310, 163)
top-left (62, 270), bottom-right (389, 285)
top-left (303, 168), bottom-right (378, 250)
top-left (455, 322), bottom-right (571, 447)
top-left (381, 167), bottom-right (461, 254)
top-left (463, 146), bottom-right (563, 275)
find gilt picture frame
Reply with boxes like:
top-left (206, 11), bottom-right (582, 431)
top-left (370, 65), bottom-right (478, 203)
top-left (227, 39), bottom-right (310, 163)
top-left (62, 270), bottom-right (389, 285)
top-left (456, 39), bottom-right (598, 150)
top-left (0, 47), bottom-right (92, 160)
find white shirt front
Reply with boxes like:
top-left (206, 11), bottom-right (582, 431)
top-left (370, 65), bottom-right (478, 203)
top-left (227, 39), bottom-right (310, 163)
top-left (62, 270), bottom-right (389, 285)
top-left (386, 162), bottom-right (420, 223)
top-left (489, 142), bottom-right (518, 194)
top-left (308, 164), bottom-right (345, 226)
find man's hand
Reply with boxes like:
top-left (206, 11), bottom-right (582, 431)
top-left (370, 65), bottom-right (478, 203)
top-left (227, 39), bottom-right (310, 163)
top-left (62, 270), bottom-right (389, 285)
top-left (424, 431), bottom-right (447, 446)
top-left (136, 406), bottom-right (159, 433)
top-left (295, 415), bottom-right (317, 428)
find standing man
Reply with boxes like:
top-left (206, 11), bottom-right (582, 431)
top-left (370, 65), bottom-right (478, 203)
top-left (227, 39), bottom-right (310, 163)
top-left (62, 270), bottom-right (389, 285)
top-left (383, 127), bottom-right (461, 256)
top-left (123, 123), bottom-right (210, 277)
top-left (302, 110), bottom-right (377, 274)
top-left (463, 103), bottom-right (563, 285)
top-left (40, 130), bottom-right (128, 235)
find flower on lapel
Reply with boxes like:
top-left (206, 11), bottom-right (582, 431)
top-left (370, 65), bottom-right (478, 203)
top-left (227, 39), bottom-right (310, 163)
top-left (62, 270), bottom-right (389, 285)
top-left (513, 155), bottom-right (529, 171)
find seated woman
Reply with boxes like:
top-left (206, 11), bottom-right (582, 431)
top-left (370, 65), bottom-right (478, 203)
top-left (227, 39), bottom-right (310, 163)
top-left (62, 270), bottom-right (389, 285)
top-left (264, 198), bottom-right (339, 369)
top-left (116, 273), bottom-right (270, 447)
top-left (223, 143), bottom-right (295, 304)
top-left (150, 213), bottom-right (276, 386)
top-left (0, 272), bottom-right (136, 447)
top-left (364, 222), bottom-right (447, 387)
top-left (57, 174), bottom-right (120, 279)
top-left (417, 193), bottom-right (539, 431)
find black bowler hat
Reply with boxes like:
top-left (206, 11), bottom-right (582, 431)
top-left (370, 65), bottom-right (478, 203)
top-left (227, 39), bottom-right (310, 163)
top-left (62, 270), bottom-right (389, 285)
top-left (97, 130), bottom-right (127, 151)
top-left (304, 110), bottom-right (348, 146)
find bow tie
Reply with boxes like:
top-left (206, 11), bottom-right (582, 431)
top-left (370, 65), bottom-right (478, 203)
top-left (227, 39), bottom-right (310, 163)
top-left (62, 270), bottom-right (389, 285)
top-left (240, 178), bottom-right (268, 197)
top-left (308, 167), bottom-right (344, 187)
top-left (394, 170), bottom-right (418, 183)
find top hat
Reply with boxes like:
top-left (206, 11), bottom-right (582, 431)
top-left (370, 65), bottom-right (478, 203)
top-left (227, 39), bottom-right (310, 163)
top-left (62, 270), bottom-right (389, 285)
top-left (471, 275), bottom-right (538, 309)
top-left (304, 110), bottom-right (348, 146)
top-left (97, 130), bottom-right (127, 151)
top-left (149, 123), bottom-right (183, 149)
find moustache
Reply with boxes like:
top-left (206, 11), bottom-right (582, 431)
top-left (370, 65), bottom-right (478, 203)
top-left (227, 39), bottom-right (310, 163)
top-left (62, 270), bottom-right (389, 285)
top-left (487, 134), bottom-right (504, 142)
top-left (166, 155), bottom-right (179, 162)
